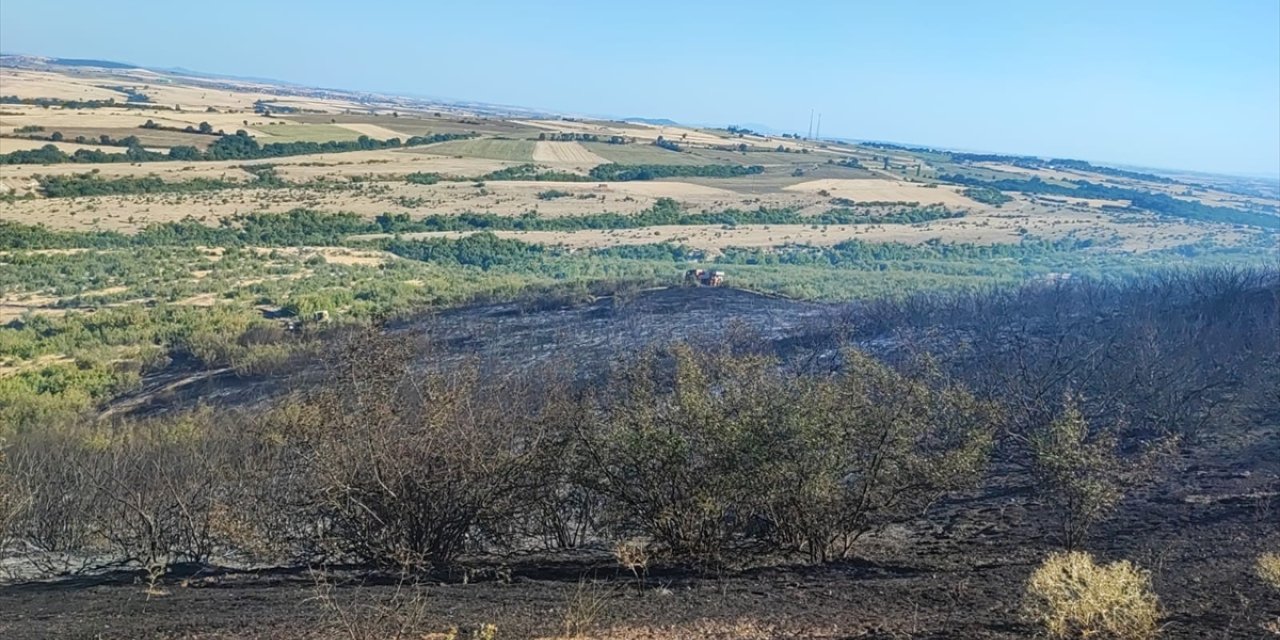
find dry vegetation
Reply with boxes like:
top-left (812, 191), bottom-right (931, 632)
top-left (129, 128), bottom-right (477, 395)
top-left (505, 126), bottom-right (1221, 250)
top-left (1023, 551), bottom-right (1161, 640)
top-left (1260, 552), bottom-right (1280, 591)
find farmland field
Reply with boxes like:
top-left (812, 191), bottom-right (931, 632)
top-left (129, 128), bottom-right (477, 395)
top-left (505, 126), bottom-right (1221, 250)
top-left (254, 123), bottom-right (363, 143)
top-left (421, 137), bottom-right (536, 161)
top-left (531, 140), bottom-right (609, 165)
top-left (5, 125), bottom-right (217, 148)
top-left (582, 141), bottom-right (709, 165)
top-left (284, 112), bottom-right (543, 138)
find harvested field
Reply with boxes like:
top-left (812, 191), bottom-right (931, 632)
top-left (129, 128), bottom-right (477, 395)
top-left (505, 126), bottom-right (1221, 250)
top-left (785, 178), bottom-right (981, 207)
top-left (0, 105), bottom-right (268, 138)
top-left (0, 69), bottom-right (129, 102)
top-left (531, 140), bottom-right (608, 166)
top-left (0, 138), bottom-right (124, 154)
top-left (332, 122), bottom-right (409, 140)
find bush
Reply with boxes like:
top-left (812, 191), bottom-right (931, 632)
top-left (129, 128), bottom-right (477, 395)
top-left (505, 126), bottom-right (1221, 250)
top-left (1023, 551), bottom-right (1161, 639)
top-left (1259, 552), bottom-right (1280, 591)
top-left (575, 344), bottom-right (998, 566)
top-left (3, 413), bottom-right (269, 574)
top-left (274, 332), bottom-right (567, 570)
top-left (536, 189), bottom-right (572, 200)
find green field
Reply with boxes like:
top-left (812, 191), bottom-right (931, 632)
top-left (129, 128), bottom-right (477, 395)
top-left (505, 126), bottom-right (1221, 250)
top-left (423, 138), bottom-right (536, 161)
top-left (256, 123), bottom-right (363, 143)
top-left (582, 141), bottom-right (708, 165)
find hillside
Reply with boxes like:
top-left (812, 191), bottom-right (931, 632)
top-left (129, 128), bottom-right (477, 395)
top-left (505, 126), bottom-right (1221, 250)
top-left (1, 56), bottom-right (1279, 640)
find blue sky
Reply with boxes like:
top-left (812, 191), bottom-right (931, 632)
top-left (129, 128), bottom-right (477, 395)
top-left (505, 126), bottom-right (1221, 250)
top-left (3, 0), bottom-right (1278, 175)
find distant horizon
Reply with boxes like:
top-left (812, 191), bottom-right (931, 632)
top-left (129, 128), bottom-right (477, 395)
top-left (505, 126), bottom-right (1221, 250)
top-left (1, 0), bottom-right (1277, 177)
top-left (6, 50), bottom-right (1275, 183)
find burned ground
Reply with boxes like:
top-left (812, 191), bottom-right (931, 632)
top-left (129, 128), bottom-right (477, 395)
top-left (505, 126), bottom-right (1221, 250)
top-left (1, 428), bottom-right (1276, 639)
top-left (3, 276), bottom-right (1279, 639)
top-left (101, 286), bottom-right (836, 418)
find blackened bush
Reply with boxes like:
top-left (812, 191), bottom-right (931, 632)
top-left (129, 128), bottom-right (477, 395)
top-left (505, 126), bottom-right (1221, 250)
top-left (4, 411), bottom-right (268, 574)
top-left (274, 331), bottom-right (564, 570)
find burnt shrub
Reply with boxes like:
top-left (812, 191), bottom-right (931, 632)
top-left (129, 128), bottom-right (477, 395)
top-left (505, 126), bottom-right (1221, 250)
top-left (268, 331), bottom-right (567, 570)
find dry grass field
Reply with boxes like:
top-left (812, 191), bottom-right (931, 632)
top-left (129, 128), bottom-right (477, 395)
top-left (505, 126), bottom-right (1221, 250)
top-left (0, 138), bottom-right (126, 155)
top-left (784, 178), bottom-right (979, 207)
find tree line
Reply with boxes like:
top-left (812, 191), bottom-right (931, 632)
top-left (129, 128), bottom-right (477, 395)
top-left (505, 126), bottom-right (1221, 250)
top-left (587, 163), bottom-right (764, 181)
top-left (0, 95), bottom-right (176, 110)
top-left (0, 131), bottom-right (475, 165)
top-left (373, 200), bottom-right (963, 234)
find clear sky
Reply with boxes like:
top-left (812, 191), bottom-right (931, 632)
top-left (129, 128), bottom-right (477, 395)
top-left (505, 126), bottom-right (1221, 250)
top-left (3, 0), bottom-right (1278, 176)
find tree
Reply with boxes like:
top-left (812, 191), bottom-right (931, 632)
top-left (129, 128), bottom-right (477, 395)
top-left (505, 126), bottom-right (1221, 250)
top-left (168, 146), bottom-right (201, 161)
top-left (50, 131), bottom-right (63, 142)
top-left (198, 121), bottom-right (213, 135)
top-left (1029, 396), bottom-right (1172, 549)
top-left (576, 345), bottom-right (998, 566)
